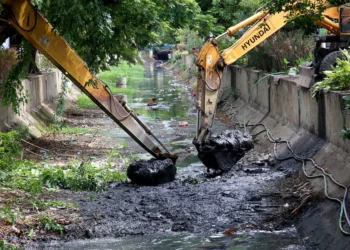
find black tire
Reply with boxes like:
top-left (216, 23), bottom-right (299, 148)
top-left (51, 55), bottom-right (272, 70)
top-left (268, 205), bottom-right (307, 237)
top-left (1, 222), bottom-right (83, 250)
top-left (319, 50), bottom-right (343, 75)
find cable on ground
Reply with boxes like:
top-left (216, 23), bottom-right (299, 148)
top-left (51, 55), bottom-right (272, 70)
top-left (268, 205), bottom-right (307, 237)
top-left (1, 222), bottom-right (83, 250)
top-left (218, 71), bottom-right (350, 235)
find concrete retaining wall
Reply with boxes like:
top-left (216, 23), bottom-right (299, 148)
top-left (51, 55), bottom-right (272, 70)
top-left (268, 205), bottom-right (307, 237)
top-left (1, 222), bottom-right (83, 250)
top-left (222, 65), bottom-right (350, 249)
top-left (228, 65), bottom-right (350, 152)
top-left (0, 70), bottom-right (77, 136)
top-left (181, 54), bottom-right (195, 69)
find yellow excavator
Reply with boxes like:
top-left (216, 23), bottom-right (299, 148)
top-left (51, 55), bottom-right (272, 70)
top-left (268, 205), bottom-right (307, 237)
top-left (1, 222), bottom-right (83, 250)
top-left (0, 0), bottom-right (177, 163)
top-left (195, 2), bottom-right (350, 144)
top-left (1, 0), bottom-right (349, 167)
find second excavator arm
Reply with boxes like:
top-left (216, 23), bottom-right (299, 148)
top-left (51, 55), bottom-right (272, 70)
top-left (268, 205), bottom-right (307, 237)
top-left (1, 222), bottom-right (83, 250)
top-left (195, 3), bottom-right (348, 144)
top-left (1, 0), bottom-right (176, 162)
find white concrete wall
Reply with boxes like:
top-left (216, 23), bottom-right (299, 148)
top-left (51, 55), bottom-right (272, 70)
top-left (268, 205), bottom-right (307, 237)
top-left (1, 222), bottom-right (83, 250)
top-left (225, 66), bottom-right (350, 153)
top-left (0, 71), bottom-right (63, 133)
top-left (221, 65), bottom-right (350, 249)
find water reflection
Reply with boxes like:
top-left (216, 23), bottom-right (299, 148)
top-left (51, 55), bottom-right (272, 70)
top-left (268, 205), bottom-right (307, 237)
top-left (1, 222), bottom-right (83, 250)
top-left (53, 229), bottom-right (306, 250)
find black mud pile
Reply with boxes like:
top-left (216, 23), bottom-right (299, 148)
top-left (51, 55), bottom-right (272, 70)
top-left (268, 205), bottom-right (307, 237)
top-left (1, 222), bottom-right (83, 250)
top-left (63, 165), bottom-right (293, 241)
top-left (127, 158), bottom-right (176, 186)
top-left (193, 130), bottom-right (253, 172)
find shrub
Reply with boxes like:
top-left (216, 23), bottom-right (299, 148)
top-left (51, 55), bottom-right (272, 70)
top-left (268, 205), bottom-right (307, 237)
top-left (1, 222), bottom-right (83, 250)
top-left (0, 48), bottom-right (17, 81)
top-left (175, 28), bottom-right (204, 52)
top-left (0, 131), bottom-right (127, 193)
top-left (312, 49), bottom-right (350, 98)
top-left (243, 30), bottom-right (314, 72)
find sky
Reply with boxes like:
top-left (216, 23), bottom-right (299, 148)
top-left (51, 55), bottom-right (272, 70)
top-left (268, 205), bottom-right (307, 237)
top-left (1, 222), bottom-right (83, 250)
top-left (2, 38), bottom-right (9, 48)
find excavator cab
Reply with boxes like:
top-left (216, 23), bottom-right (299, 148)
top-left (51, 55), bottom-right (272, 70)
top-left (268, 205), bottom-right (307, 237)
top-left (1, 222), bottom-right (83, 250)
top-left (340, 5), bottom-right (350, 33)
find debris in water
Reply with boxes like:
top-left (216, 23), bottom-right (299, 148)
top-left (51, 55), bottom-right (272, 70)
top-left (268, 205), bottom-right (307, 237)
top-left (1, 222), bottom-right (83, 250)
top-left (127, 158), bottom-right (176, 186)
top-left (179, 121), bottom-right (189, 127)
top-left (147, 97), bottom-right (157, 106)
top-left (193, 130), bottom-right (253, 172)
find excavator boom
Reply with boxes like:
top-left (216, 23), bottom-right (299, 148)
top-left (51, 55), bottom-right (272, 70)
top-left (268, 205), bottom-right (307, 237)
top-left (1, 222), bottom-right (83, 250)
top-left (1, 0), bottom-right (174, 161)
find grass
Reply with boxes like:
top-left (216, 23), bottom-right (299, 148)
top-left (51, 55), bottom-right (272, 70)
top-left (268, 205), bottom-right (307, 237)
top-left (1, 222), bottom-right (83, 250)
top-left (0, 131), bottom-right (128, 194)
top-left (77, 94), bottom-right (97, 109)
top-left (48, 124), bottom-right (97, 134)
top-left (77, 61), bottom-right (146, 109)
top-left (0, 131), bottom-right (129, 244)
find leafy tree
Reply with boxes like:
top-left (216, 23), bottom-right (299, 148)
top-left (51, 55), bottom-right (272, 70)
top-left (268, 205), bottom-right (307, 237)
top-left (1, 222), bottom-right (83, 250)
top-left (197, 0), bottom-right (213, 12)
top-left (31, 0), bottom-right (203, 72)
top-left (266, 0), bottom-right (348, 22)
top-left (0, 0), bottom-right (208, 112)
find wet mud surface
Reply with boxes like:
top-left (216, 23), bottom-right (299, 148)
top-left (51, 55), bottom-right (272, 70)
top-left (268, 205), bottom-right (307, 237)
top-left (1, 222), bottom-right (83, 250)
top-left (63, 159), bottom-right (299, 240)
top-left (127, 158), bottom-right (176, 186)
top-left (22, 64), bottom-right (316, 249)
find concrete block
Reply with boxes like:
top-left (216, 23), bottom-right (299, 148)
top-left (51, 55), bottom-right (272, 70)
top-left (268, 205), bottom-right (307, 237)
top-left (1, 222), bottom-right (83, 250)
top-left (270, 77), bottom-right (299, 127)
top-left (253, 72), bottom-right (270, 110)
top-left (45, 71), bottom-right (61, 104)
top-left (324, 91), bottom-right (346, 149)
top-left (184, 55), bottom-right (194, 68)
top-left (0, 70), bottom-right (62, 132)
top-left (220, 66), bottom-right (234, 102)
top-left (181, 55), bottom-right (186, 66)
top-left (299, 87), bottom-right (319, 135)
top-left (247, 69), bottom-right (260, 105)
top-left (297, 66), bottom-right (314, 88)
top-left (234, 66), bottom-right (249, 101)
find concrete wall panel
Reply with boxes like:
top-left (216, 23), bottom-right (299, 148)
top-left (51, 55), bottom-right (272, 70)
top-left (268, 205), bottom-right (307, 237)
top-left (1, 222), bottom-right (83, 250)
top-left (269, 78), bottom-right (299, 127)
top-left (0, 71), bottom-right (62, 131)
top-left (234, 66), bottom-right (249, 101)
top-left (226, 65), bottom-right (350, 153)
top-left (299, 87), bottom-right (319, 135)
top-left (324, 91), bottom-right (346, 149)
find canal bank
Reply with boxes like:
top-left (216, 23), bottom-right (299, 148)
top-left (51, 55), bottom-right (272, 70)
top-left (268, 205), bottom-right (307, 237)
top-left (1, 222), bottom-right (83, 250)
top-left (4, 57), bottom-right (347, 249)
top-left (23, 62), bottom-right (311, 249)
top-left (218, 64), bottom-right (350, 249)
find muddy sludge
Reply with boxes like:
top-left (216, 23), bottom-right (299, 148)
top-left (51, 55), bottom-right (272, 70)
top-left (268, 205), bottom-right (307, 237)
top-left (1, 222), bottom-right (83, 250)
top-left (60, 161), bottom-right (295, 241)
top-left (127, 158), bottom-right (176, 186)
top-left (193, 130), bottom-right (253, 172)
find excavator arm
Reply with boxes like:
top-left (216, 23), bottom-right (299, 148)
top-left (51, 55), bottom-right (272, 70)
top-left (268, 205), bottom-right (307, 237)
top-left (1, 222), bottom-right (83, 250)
top-left (195, 3), bottom-right (348, 144)
top-left (1, 0), bottom-right (176, 161)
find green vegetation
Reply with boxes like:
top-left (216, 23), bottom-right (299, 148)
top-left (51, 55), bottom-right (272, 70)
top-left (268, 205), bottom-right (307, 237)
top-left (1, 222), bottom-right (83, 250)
top-left (38, 215), bottom-right (64, 235)
top-left (0, 205), bottom-right (17, 225)
top-left (0, 131), bottom-right (128, 193)
top-left (311, 49), bottom-right (350, 139)
top-left (48, 124), bottom-right (97, 135)
top-left (0, 0), bottom-right (212, 113)
top-left (0, 130), bottom-right (128, 243)
top-left (245, 30), bottom-right (314, 72)
top-left (0, 240), bottom-right (19, 250)
top-left (341, 92), bottom-right (350, 140)
top-left (77, 94), bottom-right (97, 109)
top-left (77, 61), bottom-right (144, 109)
top-left (312, 50), bottom-right (350, 98)
top-left (30, 199), bottom-right (77, 211)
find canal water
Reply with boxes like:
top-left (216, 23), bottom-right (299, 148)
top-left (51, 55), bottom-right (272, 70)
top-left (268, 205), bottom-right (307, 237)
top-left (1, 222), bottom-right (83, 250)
top-left (52, 62), bottom-right (307, 249)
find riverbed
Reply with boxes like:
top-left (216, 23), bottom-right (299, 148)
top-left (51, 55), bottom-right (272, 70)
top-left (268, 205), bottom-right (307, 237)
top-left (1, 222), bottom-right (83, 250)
top-left (35, 62), bottom-right (309, 249)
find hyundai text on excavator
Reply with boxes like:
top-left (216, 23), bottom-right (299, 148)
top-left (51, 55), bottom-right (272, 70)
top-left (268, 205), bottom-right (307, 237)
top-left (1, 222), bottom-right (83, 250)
top-left (195, 2), bottom-right (350, 146)
top-left (0, 0), bottom-right (178, 164)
